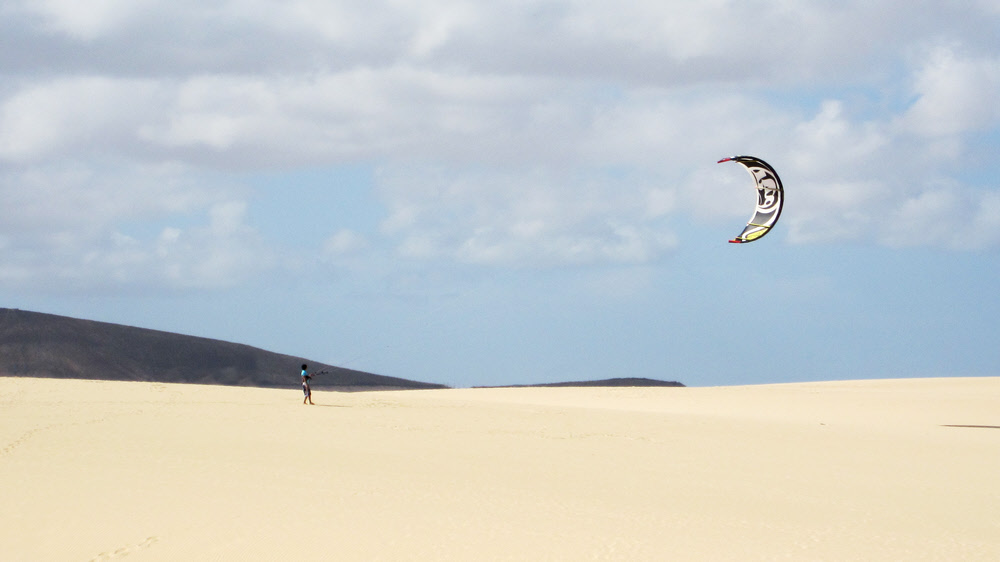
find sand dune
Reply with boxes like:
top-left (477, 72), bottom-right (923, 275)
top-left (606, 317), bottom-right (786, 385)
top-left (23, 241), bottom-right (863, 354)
top-left (2, 376), bottom-right (998, 560)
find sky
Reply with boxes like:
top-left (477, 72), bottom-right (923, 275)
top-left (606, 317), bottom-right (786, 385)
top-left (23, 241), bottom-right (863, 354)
top-left (2, 1), bottom-right (999, 388)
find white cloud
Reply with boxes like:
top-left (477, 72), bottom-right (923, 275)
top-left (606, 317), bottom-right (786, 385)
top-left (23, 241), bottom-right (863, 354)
top-left (14, 0), bottom-right (158, 40)
top-left (900, 46), bottom-right (1000, 137)
top-left (323, 229), bottom-right (368, 256)
top-left (129, 68), bottom-right (542, 166)
top-left (784, 180), bottom-right (891, 244)
top-left (152, 201), bottom-right (273, 288)
top-left (0, 77), bottom-right (161, 162)
top-left (1, 0), bottom-right (999, 295)
top-left (0, 163), bottom-right (272, 291)
top-left (0, 161), bottom-right (218, 233)
top-left (377, 165), bottom-right (677, 266)
top-left (790, 101), bottom-right (888, 174)
top-left (879, 186), bottom-right (1000, 250)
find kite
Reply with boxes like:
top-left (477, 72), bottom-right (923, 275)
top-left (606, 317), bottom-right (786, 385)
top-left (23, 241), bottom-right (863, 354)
top-left (718, 155), bottom-right (784, 244)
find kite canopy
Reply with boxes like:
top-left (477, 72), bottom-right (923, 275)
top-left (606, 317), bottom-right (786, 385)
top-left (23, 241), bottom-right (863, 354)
top-left (718, 156), bottom-right (784, 244)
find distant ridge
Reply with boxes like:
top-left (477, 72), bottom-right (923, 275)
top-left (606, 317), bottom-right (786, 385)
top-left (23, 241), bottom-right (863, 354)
top-left (482, 377), bottom-right (685, 388)
top-left (0, 308), bottom-right (446, 390)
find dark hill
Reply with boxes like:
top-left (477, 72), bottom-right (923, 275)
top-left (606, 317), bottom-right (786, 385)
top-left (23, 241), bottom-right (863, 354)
top-left (0, 308), bottom-right (446, 390)
top-left (482, 377), bottom-right (685, 388)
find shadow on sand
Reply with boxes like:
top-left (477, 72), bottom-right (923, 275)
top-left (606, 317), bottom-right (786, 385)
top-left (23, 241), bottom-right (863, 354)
top-left (941, 425), bottom-right (1000, 429)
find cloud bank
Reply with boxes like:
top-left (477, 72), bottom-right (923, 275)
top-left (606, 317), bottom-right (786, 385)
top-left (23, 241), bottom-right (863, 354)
top-left (2, 1), bottom-right (999, 291)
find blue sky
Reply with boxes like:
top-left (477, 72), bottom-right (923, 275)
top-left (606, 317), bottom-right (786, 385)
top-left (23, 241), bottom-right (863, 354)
top-left (2, 1), bottom-right (999, 387)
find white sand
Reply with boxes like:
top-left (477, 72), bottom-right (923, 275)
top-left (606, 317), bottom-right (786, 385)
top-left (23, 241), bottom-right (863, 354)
top-left (2, 376), bottom-right (998, 561)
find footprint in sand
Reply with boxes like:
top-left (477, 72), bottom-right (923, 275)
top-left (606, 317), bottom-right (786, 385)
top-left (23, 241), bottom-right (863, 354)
top-left (1, 426), bottom-right (49, 457)
top-left (2, 415), bottom-right (117, 458)
top-left (87, 536), bottom-right (159, 561)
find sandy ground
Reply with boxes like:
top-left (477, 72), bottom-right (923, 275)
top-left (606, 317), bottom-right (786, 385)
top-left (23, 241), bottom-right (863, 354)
top-left (1, 376), bottom-right (998, 561)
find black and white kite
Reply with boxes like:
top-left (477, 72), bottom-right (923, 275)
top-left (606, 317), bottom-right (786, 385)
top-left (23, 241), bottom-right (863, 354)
top-left (718, 155), bottom-right (784, 244)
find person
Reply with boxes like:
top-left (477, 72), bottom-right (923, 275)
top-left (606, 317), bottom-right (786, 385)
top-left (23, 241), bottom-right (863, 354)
top-left (301, 364), bottom-right (314, 405)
